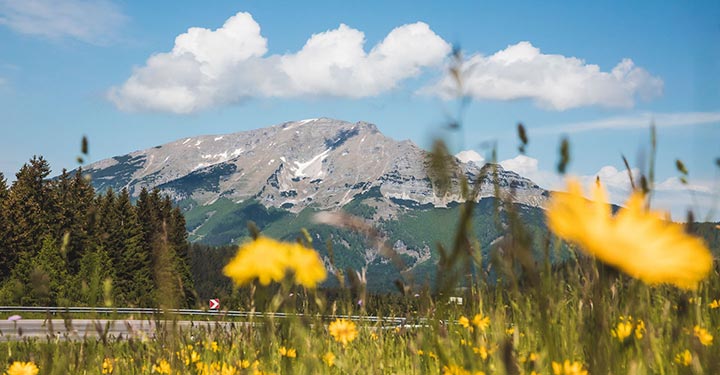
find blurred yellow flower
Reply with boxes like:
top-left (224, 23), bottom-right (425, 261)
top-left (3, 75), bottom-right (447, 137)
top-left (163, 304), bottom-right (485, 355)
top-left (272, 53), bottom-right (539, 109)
top-left (6, 361), bottom-right (39, 375)
top-left (152, 359), bottom-right (171, 374)
top-left (289, 244), bottom-right (327, 288)
top-left (458, 316), bottom-right (470, 328)
top-left (322, 352), bottom-right (335, 367)
top-left (102, 358), bottom-right (114, 374)
top-left (674, 350), bottom-right (692, 366)
top-left (472, 346), bottom-right (488, 360)
top-left (552, 360), bottom-right (588, 375)
top-left (278, 346), bottom-right (296, 358)
top-left (329, 318), bottom-right (358, 346)
top-left (709, 299), bottom-right (720, 309)
top-left (223, 236), bottom-right (326, 288)
top-left (472, 314), bottom-right (490, 331)
top-left (546, 179), bottom-right (713, 290)
top-left (223, 237), bottom-right (291, 285)
top-left (612, 320), bottom-right (633, 342)
top-left (635, 319), bottom-right (646, 339)
top-left (694, 325), bottom-right (713, 346)
top-left (442, 365), bottom-right (485, 375)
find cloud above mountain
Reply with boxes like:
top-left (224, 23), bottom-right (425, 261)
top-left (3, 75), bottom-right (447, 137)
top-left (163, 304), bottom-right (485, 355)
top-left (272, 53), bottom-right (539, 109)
top-left (426, 41), bottom-right (663, 111)
top-left (108, 12), bottom-right (451, 113)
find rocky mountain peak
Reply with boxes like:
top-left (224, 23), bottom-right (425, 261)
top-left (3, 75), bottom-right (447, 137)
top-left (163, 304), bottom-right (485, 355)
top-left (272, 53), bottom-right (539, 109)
top-left (82, 118), bottom-right (547, 214)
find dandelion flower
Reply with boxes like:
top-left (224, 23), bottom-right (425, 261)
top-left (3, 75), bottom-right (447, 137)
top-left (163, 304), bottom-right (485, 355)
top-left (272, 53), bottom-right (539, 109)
top-left (472, 346), bottom-right (488, 360)
top-left (152, 359), bottom-right (171, 374)
top-left (278, 346), bottom-right (296, 358)
top-left (546, 179), bottom-right (713, 290)
top-left (102, 358), bottom-right (114, 374)
top-left (289, 243), bottom-right (327, 288)
top-left (694, 325), bottom-right (713, 346)
top-left (223, 236), bottom-right (326, 288)
top-left (611, 317), bottom-right (634, 342)
top-left (329, 318), bottom-right (358, 346)
top-left (322, 352), bottom-right (335, 367)
top-left (472, 313), bottom-right (490, 331)
top-left (551, 360), bottom-right (588, 375)
top-left (442, 365), bottom-right (485, 375)
top-left (5, 361), bottom-right (39, 375)
top-left (223, 237), bottom-right (291, 286)
top-left (674, 350), bottom-right (692, 366)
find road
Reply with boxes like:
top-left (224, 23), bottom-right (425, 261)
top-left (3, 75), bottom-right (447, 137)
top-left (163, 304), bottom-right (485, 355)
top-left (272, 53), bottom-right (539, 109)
top-left (0, 319), bottom-right (237, 341)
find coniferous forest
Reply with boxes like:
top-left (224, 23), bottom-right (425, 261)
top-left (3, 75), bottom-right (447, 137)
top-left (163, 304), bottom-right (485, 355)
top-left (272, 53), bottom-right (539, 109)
top-left (0, 156), bottom-right (196, 308)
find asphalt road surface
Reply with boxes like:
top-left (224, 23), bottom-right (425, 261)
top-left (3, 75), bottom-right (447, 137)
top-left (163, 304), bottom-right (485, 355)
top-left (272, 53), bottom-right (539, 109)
top-left (0, 319), bottom-right (237, 341)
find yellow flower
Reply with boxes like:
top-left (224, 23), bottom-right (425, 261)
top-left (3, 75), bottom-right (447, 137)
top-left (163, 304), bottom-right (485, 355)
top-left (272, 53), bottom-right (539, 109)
top-left (239, 360), bottom-right (251, 369)
top-left (552, 360), bottom-right (588, 375)
top-left (102, 358), bottom-right (114, 374)
top-left (675, 350), bottom-right (692, 366)
top-left (635, 319), bottom-right (646, 339)
top-left (322, 352), bottom-right (335, 367)
top-left (278, 346), bottom-right (296, 358)
top-left (694, 325), bottom-right (713, 346)
top-left (611, 322), bottom-right (633, 342)
top-left (223, 236), bottom-right (326, 288)
top-left (152, 359), bottom-right (171, 374)
top-left (458, 316), bottom-right (470, 328)
top-left (370, 332), bottom-right (378, 340)
top-left (329, 318), bottom-right (358, 346)
top-left (442, 364), bottom-right (485, 375)
top-left (472, 346), bottom-right (488, 360)
top-left (546, 179), bottom-right (713, 290)
top-left (472, 314), bottom-right (490, 331)
top-left (5, 361), bottom-right (39, 375)
top-left (223, 237), bottom-right (292, 285)
top-left (289, 244), bottom-right (327, 288)
top-left (709, 300), bottom-right (720, 309)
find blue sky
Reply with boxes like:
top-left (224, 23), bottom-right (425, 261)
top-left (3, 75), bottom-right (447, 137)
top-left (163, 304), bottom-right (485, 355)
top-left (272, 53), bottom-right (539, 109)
top-left (0, 0), bottom-right (718, 220)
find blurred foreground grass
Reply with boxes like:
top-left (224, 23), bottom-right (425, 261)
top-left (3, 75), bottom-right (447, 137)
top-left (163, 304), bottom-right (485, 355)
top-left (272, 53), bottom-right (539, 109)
top-left (1, 175), bottom-right (718, 374)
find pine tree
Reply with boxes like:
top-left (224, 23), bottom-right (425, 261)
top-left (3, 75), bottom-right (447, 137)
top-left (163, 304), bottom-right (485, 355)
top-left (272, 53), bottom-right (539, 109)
top-left (0, 173), bottom-right (9, 280)
top-left (168, 205), bottom-right (197, 308)
top-left (2, 157), bottom-right (55, 278)
top-left (115, 188), bottom-right (153, 306)
top-left (12, 235), bottom-right (68, 305)
top-left (75, 244), bottom-right (111, 306)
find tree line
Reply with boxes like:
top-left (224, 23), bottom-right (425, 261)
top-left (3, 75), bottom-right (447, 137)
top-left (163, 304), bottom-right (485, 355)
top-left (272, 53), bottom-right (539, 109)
top-left (0, 156), bottom-right (196, 308)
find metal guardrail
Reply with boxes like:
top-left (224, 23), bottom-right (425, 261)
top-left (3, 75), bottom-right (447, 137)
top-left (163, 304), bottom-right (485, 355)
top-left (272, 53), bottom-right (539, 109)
top-left (0, 306), bottom-right (409, 325)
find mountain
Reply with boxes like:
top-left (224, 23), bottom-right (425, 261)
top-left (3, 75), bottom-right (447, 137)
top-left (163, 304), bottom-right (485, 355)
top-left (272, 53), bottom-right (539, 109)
top-left (81, 118), bottom-right (551, 290)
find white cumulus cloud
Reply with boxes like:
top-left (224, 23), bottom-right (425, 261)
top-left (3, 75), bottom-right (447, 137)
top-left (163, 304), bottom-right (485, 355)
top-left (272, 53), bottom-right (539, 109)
top-left (0, 0), bottom-right (126, 44)
top-left (427, 41), bottom-right (663, 111)
top-left (109, 12), bottom-right (451, 113)
top-left (537, 111), bottom-right (720, 135)
top-left (499, 154), bottom-right (718, 221)
top-left (455, 150), bottom-right (485, 165)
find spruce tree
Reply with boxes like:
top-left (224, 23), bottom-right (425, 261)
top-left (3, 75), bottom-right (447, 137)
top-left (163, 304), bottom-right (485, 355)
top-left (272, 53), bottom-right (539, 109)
top-left (2, 156), bottom-right (54, 278)
top-left (115, 188), bottom-right (153, 306)
top-left (0, 173), bottom-right (8, 280)
top-left (169, 206), bottom-right (197, 307)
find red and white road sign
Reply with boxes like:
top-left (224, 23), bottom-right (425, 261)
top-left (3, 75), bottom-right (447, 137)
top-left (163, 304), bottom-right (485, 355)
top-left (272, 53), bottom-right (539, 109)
top-left (209, 299), bottom-right (220, 310)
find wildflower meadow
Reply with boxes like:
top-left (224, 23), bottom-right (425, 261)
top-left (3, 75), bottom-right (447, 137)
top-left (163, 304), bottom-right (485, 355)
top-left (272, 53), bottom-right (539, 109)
top-left (0, 125), bottom-right (719, 375)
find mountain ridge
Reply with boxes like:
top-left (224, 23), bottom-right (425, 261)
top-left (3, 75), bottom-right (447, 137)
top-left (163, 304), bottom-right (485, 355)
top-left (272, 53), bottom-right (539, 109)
top-left (82, 118), bottom-right (548, 218)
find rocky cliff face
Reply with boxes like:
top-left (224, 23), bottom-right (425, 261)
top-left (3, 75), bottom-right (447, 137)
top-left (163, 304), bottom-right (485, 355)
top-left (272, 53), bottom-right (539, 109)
top-left (83, 118), bottom-right (547, 215)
